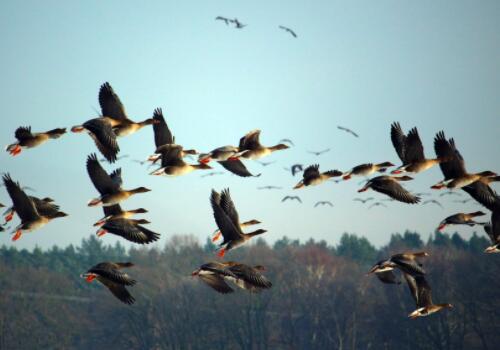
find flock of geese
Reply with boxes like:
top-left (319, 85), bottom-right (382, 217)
top-left (1, 82), bottom-right (498, 319)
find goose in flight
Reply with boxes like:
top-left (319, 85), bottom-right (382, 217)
top-left (390, 122), bottom-right (442, 174)
top-left (294, 164), bottom-right (342, 189)
top-left (210, 189), bottom-right (267, 257)
top-left (337, 126), bottom-right (358, 138)
top-left (6, 126), bottom-right (66, 157)
top-left (278, 26), bottom-right (297, 38)
top-left (358, 175), bottom-right (420, 204)
top-left (81, 262), bottom-right (136, 305)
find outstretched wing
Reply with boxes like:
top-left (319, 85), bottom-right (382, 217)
top-left (86, 154), bottom-right (120, 195)
top-left (99, 82), bottom-right (127, 120)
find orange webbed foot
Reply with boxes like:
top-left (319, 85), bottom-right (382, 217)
top-left (212, 231), bottom-right (222, 242)
top-left (217, 248), bottom-right (226, 258)
top-left (12, 230), bottom-right (22, 241)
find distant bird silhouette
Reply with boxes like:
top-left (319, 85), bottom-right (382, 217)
top-left (415, 192), bottom-right (432, 197)
top-left (215, 16), bottom-right (230, 25)
top-left (337, 126), bottom-right (359, 138)
top-left (278, 26), bottom-right (297, 38)
top-left (439, 191), bottom-right (462, 197)
top-left (131, 159), bottom-right (147, 166)
top-left (358, 176), bottom-right (420, 204)
top-left (230, 18), bottom-right (246, 29)
top-left (100, 154), bottom-right (129, 162)
top-left (289, 164), bottom-right (303, 176)
top-left (307, 149), bottom-right (330, 156)
top-left (454, 198), bottom-right (472, 204)
top-left (282, 196), bottom-right (302, 203)
top-left (258, 186), bottom-right (282, 190)
top-left (423, 200), bottom-right (443, 209)
top-left (201, 172), bottom-right (225, 178)
top-left (353, 197), bottom-right (374, 204)
top-left (314, 201), bottom-right (333, 208)
top-left (369, 202), bottom-right (387, 209)
top-left (256, 160), bottom-right (276, 167)
top-left (279, 138), bottom-right (295, 146)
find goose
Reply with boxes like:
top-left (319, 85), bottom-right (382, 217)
top-left (437, 211), bottom-right (487, 231)
top-left (433, 131), bottom-right (497, 189)
top-left (6, 126), bottom-right (66, 156)
top-left (237, 130), bottom-right (289, 160)
top-left (390, 123), bottom-right (443, 174)
top-left (342, 162), bottom-right (394, 180)
top-left (81, 262), bottom-right (136, 304)
top-left (358, 176), bottom-right (420, 204)
top-left (86, 154), bottom-right (150, 206)
top-left (96, 218), bottom-right (160, 244)
top-left (210, 189), bottom-right (266, 257)
top-left (405, 274), bottom-right (453, 319)
top-left (294, 164), bottom-right (342, 189)
top-left (2, 174), bottom-right (67, 241)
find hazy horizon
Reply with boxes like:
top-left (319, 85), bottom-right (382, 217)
top-left (1, 0), bottom-right (499, 251)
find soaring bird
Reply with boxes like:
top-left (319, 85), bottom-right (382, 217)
top-left (432, 131), bottom-right (497, 190)
top-left (282, 196), bottom-right (302, 203)
top-left (3, 196), bottom-right (59, 224)
top-left (337, 126), bottom-right (359, 138)
top-left (70, 83), bottom-right (126, 162)
top-left (2, 174), bottom-right (67, 241)
top-left (6, 126), bottom-right (66, 156)
top-left (99, 82), bottom-right (159, 137)
top-left (96, 218), bottom-right (160, 244)
top-left (404, 274), bottom-right (453, 319)
top-left (390, 122), bottom-right (442, 174)
top-left (87, 154), bottom-right (151, 206)
top-left (192, 261), bottom-right (272, 294)
top-left (150, 144), bottom-right (212, 177)
top-left (198, 145), bottom-right (260, 177)
top-left (342, 162), bottom-right (394, 180)
top-left (439, 191), bottom-right (462, 197)
top-left (201, 171), bottom-right (225, 178)
top-left (454, 198), bottom-right (472, 204)
top-left (286, 164), bottom-right (304, 176)
top-left (256, 160), bottom-right (276, 167)
top-left (237, 129), bottom-right (289, 160)
top-left (210, 189), bottom-right (267, 257)
top-left (258, 186), bottom-right (282, 190)
top-left (81, 262), bottom-right (136, 304)
top-left (294, 164), bottom-right (342, 189)
top-left (368, 202), bottom-right (387, 209)
top-left (437, 211), bottom-right (486, 231)
top-left (278, 26), bottom-right (297, 38)
top-left (99, 154), bottom-right (129, 163)
top-left (93, 204), bottom-right (148, 227)
top-left (314, 201), bottom-right (333, 208)
top-left (279, 138), bottom-right (294, 146)
top-left (353, 197), bottom-right (374, 204)
top-left (422, 200), bottom-right (443, 209)
top-left (307, 149), bottom-right (330, 156)
top-left (358, 176), bottom-right (420, 204)
top-left (215, 16), bottom-right (230, 25)
top-left (148, 108), bottom-right (198, 164)
top-left (367, 252), bottom-right (429, 278)
top-left (230, 18), bottom-right (246, 29)
top-left (72, 83), bottom-right (156, 162)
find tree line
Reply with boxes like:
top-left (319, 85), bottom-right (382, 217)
top-left (0, 230), bottom-right (498, 349)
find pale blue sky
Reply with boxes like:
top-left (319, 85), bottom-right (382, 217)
top-left (1, 0), bottom-right (499, 250)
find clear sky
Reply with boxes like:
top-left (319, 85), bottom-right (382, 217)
top-left (0, 0), bottom-right (499, 250)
